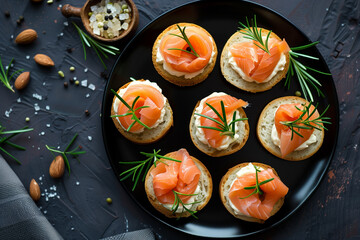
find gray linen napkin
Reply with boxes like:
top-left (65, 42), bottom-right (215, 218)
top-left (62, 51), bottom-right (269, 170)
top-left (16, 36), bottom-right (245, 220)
top-left (100, 229), bottom-right (155, 240)
top-left (0, 154), bottom-right (63, 240)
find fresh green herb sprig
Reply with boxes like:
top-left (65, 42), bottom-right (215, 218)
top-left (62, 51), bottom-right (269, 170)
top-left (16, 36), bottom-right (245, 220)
top-left (238, 15), bottom-right (271, 54)
top-left (240, 165), bottom-right (274, 199)
top-left (73, 22), bottom-right (120, 69)
top-left (172, 190), bottom-right (200, 219)
top-left (285, 42), bottom-right (331, 102)
top-left (195, 101), bottom-right (248, 137)
top-left (280, 102), bottom-right (331, 140)
top-left (45, 133), bottom-right (85, 174)
top-left (0, 57), bottom-right (24, 92)
top-left (119, 149), bottom-right (181, 191)
top-left (0, 124), bottom-right (33, 164)
top-left (167, 24), bottom-right (200, 57)
top-left (110, 89), bottom-right (150, 132)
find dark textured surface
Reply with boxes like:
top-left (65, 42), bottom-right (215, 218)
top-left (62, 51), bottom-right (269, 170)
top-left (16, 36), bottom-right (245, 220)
top-left (0, 0), bottom-right (359, 239)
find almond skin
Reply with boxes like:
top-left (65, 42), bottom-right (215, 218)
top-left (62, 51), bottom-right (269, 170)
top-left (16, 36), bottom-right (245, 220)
top-left (14, 72), bottom-right (30, 90)
top-left (34, 54), bottom-right (54, 67)
top-left (49, 155), bottom-right (65, 178)
top-left (15, 29), bottom-right (38, 44)
top-left (30, 179), bottom-right (41, 201)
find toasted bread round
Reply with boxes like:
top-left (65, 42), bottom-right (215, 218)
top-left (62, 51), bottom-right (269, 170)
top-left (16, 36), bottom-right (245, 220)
top-left (152, 23), bottom-right (218, 86)
top-left (144, 151), bottom-right (213, 218)
top-left (189, 94), bottom-right (249, 157)
top-left (111, 80), bottom-right (173, 144)
top-left (220, 29), bottom-right (290, 92)
top-left (219, 162), bottom-right (285, 223)
top-left (257, 96), bottom-right (325, 161)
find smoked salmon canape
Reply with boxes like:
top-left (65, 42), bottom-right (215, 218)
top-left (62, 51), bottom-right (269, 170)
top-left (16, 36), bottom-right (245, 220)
top-left (152, 23), bottom-right (218, 86)
top-left (144, 148), bottom-right (213, 218)
top-left (189, 92), bottom-right (250, 157)
top-left (257, 96), bottom-right (328, 161)
top-left (220, 27), bottom-right (290, 93)
top-left (220, 162), bottom-right (289, 223)
top-left (110, 79), bottom-right (173, 144)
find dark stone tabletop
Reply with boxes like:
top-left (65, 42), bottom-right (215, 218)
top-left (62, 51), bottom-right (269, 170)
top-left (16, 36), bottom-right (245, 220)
top-left (0, 0), bottom-right (359, 239)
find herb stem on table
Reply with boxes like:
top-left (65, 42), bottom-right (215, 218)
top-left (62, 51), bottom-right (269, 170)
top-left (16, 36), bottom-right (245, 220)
top-left (0, 124), bottom-right (33, 164)
top-left (280, 102), bottom-right (331, 140)
top-left (110, 89), bottom-right (151, 132)
top-left (167, 24), bottom-right (200, 57)
top-left (73, 22), bottom-right (120, 69)
top-left (0, 57), bottom-right (24, 92)
top-left (45, 133), bottom-right (85, 174)
top-left (240, 165), bottom-right (274, 199)
top-left (119, 149), bottom-right (181, 191)
top-left (285, 42), bottom-right (331, 102)
top-left (195, 101), bottom-right (247, 137)
top-left (238, 15), bottom-right (271, 54)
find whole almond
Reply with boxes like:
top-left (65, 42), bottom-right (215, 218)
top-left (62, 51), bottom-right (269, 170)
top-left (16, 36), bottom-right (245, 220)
top-left (30, 179), bottom-right (41, 201)
top-left (49, 155), bottom-right (65, 178)
top-left (34, 54), bottom-right (54, 67)
top-left (14, 71), bottom-right (30, 90)
top-left (15, 29), bottom-right (38, 44)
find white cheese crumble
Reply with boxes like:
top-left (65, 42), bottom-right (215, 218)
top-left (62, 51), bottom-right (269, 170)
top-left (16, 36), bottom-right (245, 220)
top-left (112, 80), bottom-right (166, 133)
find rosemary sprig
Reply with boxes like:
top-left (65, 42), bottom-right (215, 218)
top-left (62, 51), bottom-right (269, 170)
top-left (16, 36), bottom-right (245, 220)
top-left (285, 42), bottom-right (331, 102)
top-left (0, 124), bottom-right (33, 164)
top-left (280, 102), bottom-right (331, 140)
top-left (45, 133), bottom-right (85, 174)
top-left (110, 89), bottom-right (151, 132)
top-left (167, 24), bottom-right (200, 57)
top-left (240, 165), bottom-right (274, 199)
top-left (172, 190), bottom-right (200, 219)
top-left (195, 101), bottom-right (247, 137)
top-left (238, 15), bottom-right (271, 54)
top-left (73, 22), bottom-right (120, 69)
top-left (0, 57), bottom-right (24, 92)
top-left (119, 149), bottom-right (181, 191)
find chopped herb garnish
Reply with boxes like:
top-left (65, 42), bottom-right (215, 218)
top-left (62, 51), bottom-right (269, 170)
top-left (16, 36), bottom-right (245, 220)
top-left (240, 165), bottom-right (274, 199)
top-left (280, 102), bottom-right (331, 140)
top-left (172, 190), bottom-right (200, 219)
top-left (73, 22), bottom-right (120, 69)
top-left (238, 15), bottom-right (271, 54)
top-left (110, 89), bottom-right (150, 132)
top-left (285, 42), bottom-right (331, 102)
top-left (167, 24), bottom-right (200, 57)
top-left (195, 100), bottom-right (247, 137)
top-left (119, 149), bottom-right (181, 191)
top-left (0, 57), bottom-right (24, 92)
top-left (45, 133), bottom-right (85, 175)
top-left (0, 124), bottom-right (33, 164)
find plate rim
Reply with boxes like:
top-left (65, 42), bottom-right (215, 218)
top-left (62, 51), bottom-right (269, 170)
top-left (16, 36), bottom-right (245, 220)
top-left (101, 0), bottom-right (339, 238)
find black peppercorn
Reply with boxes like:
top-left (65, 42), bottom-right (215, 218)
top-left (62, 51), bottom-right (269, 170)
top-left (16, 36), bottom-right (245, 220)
top-left (16, 19), bottom-right (21, 25)
top-left (103, 25), bottom-right (108, 30)
top-left (104, 15), bottom-right (109, 21)
top-left (19, 16), bottom-right (24, 22)
top-left (107, 9), bottom-right (111, 13)
top-left (64, 82), bottom-right (68, 88)
top-left (4, 11), bottom-right (10, 18)
top-left (69, 78), bottom-right (75, 84)
top-left (85, 110), bottom-right (90, 116)
top-left (109, 15), bottom-right (113, 20)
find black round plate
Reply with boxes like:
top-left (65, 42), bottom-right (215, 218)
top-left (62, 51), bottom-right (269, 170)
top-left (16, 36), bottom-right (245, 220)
top-left (101, 0), bottom-right (339, 238)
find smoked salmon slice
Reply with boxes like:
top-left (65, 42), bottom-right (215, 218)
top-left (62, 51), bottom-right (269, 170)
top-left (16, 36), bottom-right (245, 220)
top-left (274, 103), bottom-right (319, 157)
top-left (199, 94), bottom-right (248, 148)
top-left (117, 84), bottom-right (164, 132)
top-left (228, 168), bottom-right (289, 220)
top-left (159, 26), bottom-right (212, 73)
top-left (229, 33), bottom-right (290, 83)
top-left (150, 149), bottom-right (201, 204)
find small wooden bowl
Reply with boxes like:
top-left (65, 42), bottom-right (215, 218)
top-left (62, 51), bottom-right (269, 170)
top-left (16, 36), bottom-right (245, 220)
top-left (61, 0), bottom-right (139, 42)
